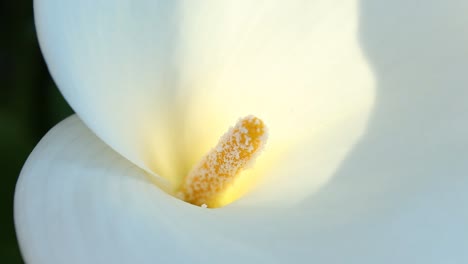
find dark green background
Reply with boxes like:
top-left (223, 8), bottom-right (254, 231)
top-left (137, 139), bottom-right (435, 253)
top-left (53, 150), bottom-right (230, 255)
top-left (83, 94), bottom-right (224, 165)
top-left (1, 1), bottom-right (73, 263)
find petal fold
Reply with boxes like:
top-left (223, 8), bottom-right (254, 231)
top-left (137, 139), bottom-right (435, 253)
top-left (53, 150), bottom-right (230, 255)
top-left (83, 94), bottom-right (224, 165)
top-left (15, 115), bottom-right (468, 264)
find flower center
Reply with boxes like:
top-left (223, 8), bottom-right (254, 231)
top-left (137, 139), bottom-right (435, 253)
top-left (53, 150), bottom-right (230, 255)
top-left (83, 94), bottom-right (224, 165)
top-left (177, 116), bottom-right (268, 208)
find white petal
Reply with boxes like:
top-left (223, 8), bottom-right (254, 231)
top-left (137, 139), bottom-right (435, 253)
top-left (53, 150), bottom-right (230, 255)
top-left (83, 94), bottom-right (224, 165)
top-left (15, 116), bottom-right (271, 264)
top-left (35, 0), bottom-right (468, 206)
top-left (35, 0), bottom-right (375, 195)
top-left (16, 116), bottom-right (468, 264)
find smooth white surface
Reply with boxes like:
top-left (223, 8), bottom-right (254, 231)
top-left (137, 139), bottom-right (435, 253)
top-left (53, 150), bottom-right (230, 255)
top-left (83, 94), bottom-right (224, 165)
top-left (18, 0), bottom-right (468, 263)
top-left (15, 115), bottom-right (468, 264)
top-left (35, 0), bottom-right (375, 195)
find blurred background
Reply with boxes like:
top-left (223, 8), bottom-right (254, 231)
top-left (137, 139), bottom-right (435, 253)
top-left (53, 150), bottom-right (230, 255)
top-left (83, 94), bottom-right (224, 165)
top-left (1, 1), bottom-right (73, 263)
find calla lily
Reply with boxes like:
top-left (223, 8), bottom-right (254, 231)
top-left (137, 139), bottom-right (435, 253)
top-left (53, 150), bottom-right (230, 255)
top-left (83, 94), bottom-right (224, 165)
top-left (14, 0), bottom-right (468, 263)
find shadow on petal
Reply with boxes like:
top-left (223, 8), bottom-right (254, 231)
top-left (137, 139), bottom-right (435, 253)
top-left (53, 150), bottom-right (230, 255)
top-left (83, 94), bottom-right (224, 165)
top-left (285, 0), bottom-right (468, 262)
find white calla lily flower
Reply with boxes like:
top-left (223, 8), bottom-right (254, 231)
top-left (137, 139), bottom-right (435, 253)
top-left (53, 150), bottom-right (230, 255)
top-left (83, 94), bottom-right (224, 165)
top-left (15, 0), bottom-right (468, 263)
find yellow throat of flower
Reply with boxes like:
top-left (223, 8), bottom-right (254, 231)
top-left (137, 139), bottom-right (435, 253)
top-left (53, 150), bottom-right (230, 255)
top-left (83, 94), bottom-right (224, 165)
top-left (178, 116), bottom-right (268, 208)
